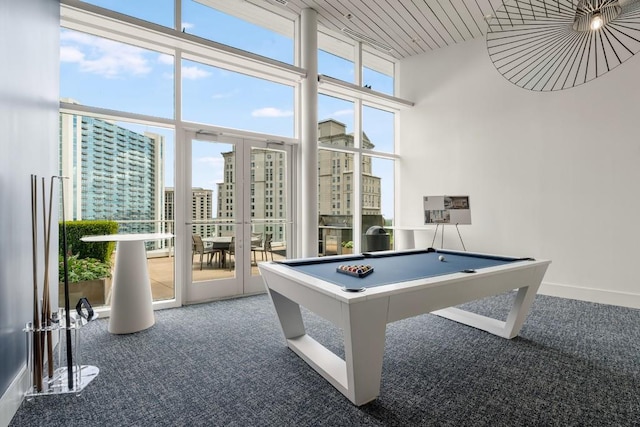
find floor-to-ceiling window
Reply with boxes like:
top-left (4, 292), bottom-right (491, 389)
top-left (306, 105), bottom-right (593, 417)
top-left (59, 27), bottom-right (176, 308)
top-left (59, 0), bottom-right (406, 309)
top-left (316, 33), bottom-right (400, 254)
top-left (181, 59), bottom-right (294, 137)
top-left (182, 0), bottom-right (294, 64)
top-left (361, 105), bottom-right (395, 249)
top-left (60, 0), bottom-right (300, 310)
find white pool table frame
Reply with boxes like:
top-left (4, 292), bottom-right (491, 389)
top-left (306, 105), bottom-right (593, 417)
top-left (259, 251), bottom-right (550, 406)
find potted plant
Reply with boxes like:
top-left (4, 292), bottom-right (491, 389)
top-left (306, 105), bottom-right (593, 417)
top-left (59, 254), bottom-right (112, 306)
top-left (341, 241), bottom-right (354, 255)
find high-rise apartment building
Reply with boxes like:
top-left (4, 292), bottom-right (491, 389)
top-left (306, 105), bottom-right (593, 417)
top-left (59, 101), bottom-right (165, 235)
top-left (214, 119), bottom-right (381, 223)
top-left (212, 119), bottom-right (382, 250)
top-left (216, 151), bottom-right (236, 236)
top-left (215, 149), bottom-right (288, 241)
top-left (317, 119), bottom-right (381, 216)
top-left (165, 187), bottom-right (214, 238)
top-left (192, 188), bottom-right (214, 238)
top-left (317, 119), bottom-right (383, 254)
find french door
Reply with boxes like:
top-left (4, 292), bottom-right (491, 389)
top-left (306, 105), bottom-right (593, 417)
top-left (181, 130), bottom-right (291, 303)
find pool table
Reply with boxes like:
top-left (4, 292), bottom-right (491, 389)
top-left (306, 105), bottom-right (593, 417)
top-left (259, 248), bottom-right (551, 405)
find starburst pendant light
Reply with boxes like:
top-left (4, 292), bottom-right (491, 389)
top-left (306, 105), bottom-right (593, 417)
top-left (486, 0), bottom-right (640, 91)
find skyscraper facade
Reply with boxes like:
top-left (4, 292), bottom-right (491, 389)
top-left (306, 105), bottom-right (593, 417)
top-left (317, 119), bottom-right (381, 216)
top-left (216, 148), bottom-right (287, 242)
top-left (165, 187), bottom-right (215, 238)
top-left (59, 106), bottom-right (165, 235)
top-left (212, 120), bottom-right (382, 252)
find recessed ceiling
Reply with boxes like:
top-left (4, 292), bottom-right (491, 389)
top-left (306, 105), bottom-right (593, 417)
top-left (261, 0), bottom-right (508, 59)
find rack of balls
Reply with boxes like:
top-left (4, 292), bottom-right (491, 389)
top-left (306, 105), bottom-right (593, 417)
top-left (336, 264), bottom-right (374, 278)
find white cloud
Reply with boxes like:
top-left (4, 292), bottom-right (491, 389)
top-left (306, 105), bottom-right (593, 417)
top-left (60, 46), bottom-right (84, 63)
top-left (60, 30), bottom-right (151, 78)
top-left (157, 54), bottom-right (174, 65)
top-left (181, 22), bottom-right (194, 30)
top-left (182, 65), bottom-right (212, 80)
top-left (252, 107), bottom-right (294, 118)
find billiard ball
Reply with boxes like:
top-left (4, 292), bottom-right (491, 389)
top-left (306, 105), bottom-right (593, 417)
top-left (438, 255), bottom-right (445, 262)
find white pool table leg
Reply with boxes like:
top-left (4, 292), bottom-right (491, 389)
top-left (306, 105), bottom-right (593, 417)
top-left (267, 288), bottom-right (306, 339)
top-left (432, 282), bottom-right (541, 339)
top-left (342, 298), bottom-right (389, 405)
top-left (267, 288), bottom-right (389, 406)
top-left (108, 241), bottom-right (155, 334)
top-left (503, 282), bottom-right (540, 338)
top-left (268, 289), bottom-right (354, 396)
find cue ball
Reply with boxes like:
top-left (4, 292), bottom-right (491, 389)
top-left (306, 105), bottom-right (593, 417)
top-left (438, 255), bottom-right (445, 261)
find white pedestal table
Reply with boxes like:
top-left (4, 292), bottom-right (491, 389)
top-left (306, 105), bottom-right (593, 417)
top-left (81, 233), bottom-right (173, 334)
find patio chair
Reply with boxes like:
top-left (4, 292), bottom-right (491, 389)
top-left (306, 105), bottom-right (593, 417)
top-left (263, 233), bottom-right (274, 261)
top-left (250, 233), bottom-right (263, 265)
top-left (251, 233), bottom-right (273, 263)
top-left (227, 236), bottom-right (235, 270)
top-left (192, 234), bottom-right (215, 270)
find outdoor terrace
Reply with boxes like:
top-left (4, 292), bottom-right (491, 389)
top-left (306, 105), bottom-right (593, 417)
top-left (146, 248), bottom-right (287, 302)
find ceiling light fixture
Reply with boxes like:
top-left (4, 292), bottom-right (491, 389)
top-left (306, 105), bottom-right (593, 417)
top-left (486, 0), bottom-right (640, 91)
top-left (572, 0), bottom-right (621, 32)
top-left (590, 11), bottom-right (604, 30)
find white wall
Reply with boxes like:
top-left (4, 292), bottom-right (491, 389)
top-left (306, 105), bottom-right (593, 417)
top-left (0, 0), bottom-right (59, 424)
top-left (398, 37), bottom-right (640, 309)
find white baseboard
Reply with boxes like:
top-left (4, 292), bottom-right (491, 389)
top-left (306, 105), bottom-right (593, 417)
top-left (540, 281), bottom-right (640, 309)
top-left (0, 365), bottom-right (28, 427)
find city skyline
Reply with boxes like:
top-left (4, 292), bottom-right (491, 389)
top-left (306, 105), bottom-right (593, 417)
top-left (61, 112), bottom-right (382, 235)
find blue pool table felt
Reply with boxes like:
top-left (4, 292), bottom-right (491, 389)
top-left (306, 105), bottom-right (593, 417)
top-left (279, 249), bottom-right (529, 290)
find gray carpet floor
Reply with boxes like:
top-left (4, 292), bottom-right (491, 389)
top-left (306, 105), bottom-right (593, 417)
top-left (9, 293), bottom-right (640, 426)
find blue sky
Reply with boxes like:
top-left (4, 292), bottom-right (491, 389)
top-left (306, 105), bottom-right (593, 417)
top-left (61, 0), bottom-right (395, 218)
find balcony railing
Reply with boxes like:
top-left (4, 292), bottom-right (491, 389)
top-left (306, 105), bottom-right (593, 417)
top-left (78, 219), bottom-right (287, 307)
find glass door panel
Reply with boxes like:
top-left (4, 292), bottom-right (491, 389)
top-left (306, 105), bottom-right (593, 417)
top-left (187, 136), bottom-right (244, 302)
top-left (245, 145), bottom-right (290, 293)
top-left (184, 134), bottom-right (291, 302)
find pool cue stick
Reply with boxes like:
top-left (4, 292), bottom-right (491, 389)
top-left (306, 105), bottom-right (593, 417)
top-left (42, 177), bottom-right (54, 378)
top-left (30, 175), bottom-right (43, 391)
top-left (58, 176), bottom-right (74, 390)
top-left (39, 179), bottom-right (46, 375)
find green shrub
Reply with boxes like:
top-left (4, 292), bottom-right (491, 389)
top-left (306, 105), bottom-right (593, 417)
top-left (59, 254), bottom-right (111, 283)
top-left (342, 241), bottom-right (354, 248)
top-left (59, 220), bottom-right (118, 263)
